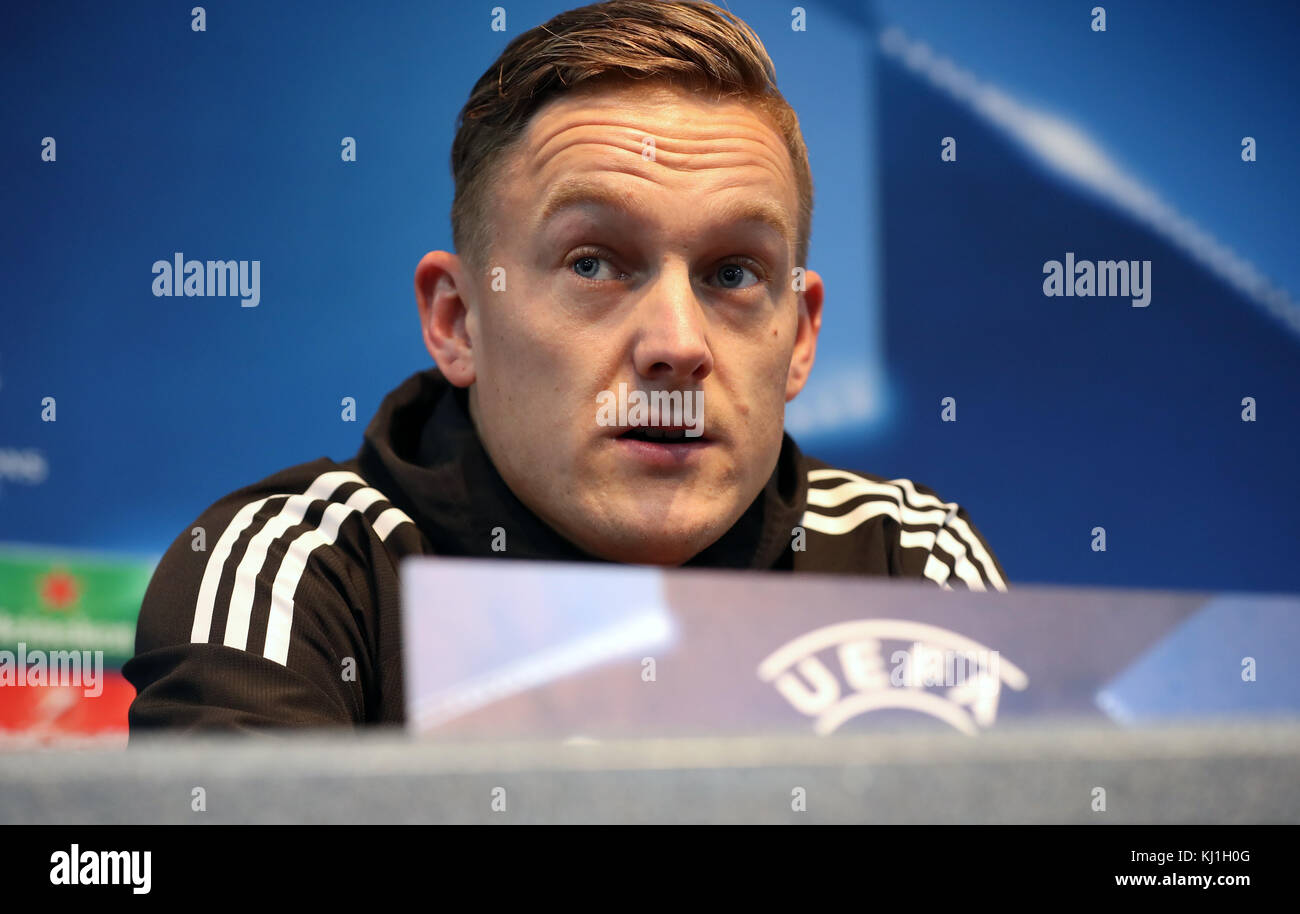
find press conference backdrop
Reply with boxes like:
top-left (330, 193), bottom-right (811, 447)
top-left (3, 0), bottom-right (1298, 596)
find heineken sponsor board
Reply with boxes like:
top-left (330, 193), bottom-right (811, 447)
top-left (0, 546), bottom-right (150, 664)
top-left (0, 545), bottom-right (153, 741)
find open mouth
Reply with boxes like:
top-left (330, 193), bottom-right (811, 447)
top-left (613, 424), bottom-right (711, 467)
top-left (618, 427), bottom-right (700, 442)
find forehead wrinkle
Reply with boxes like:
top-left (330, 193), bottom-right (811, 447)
top-left (523, 109), bottom-right (796, 187)
top-left (509, 94), bottom-right (802, 251)
top-left (529, 137), bottom-right (794, 190)
top-left (525, 133), bottom-right (796, 220)
top-left (527, 112), bottom-right (790, 156)
top-left (536, 174), bottom-right (795, 252)
top-left (525, 137), bottom-right (791, 186)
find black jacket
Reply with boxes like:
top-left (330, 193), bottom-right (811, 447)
top-left (124, 369), bottom-right (1008, 731)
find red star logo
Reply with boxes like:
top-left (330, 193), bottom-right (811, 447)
top-left (39, 569), bottom-right (80, 611)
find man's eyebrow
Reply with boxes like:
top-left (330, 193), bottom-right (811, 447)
top-left (536, 178), bottom-right (795, 248)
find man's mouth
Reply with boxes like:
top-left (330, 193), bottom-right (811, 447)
top-left (612, 425), bottom-right (712, 467)
top-left (618, 426), bottom-right (700, 442)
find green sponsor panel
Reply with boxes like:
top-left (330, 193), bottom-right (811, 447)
top-left (0, 545), bottom-right (155, 666)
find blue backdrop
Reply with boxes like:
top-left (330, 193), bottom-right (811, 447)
top-left (2, 0), bottom-right (1296, 593)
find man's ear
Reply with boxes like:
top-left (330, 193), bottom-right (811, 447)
top-left (415, 250), bottom-right (476, 387)
top-left (785, 268), bottom-right (824, 402)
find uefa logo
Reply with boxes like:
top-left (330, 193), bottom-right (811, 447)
top-left (758, 620), bottom-right (1029, 736)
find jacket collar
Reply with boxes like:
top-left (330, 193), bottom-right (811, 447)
top-left (356, 368), bottom-right (806, 569)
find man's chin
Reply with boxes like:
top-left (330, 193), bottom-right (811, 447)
top-left (573, 516), bottom-right (730, 566)
top-left (587, 539), bottom-right (705, 566)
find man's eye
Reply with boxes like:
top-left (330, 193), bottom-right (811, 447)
top-left (714, 262), bottom-right (761, 289)
top-left (568, 253), bottom-right (762, 288)
top-left (570, 255), bottom-right (618, 281)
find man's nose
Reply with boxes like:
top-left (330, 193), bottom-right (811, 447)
top-left (631, 264), bottom-right (714, 385)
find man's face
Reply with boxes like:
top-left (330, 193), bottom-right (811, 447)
top-left (425, 79), bottom-right (822, 565)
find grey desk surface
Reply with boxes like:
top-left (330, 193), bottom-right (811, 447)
top-left (2, 719), bottom-right (1297, 824)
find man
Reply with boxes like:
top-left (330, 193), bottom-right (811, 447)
top-left (124, 0), bottom-right (1008, 731)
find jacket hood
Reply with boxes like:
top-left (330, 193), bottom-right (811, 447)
top-left (354, 368), bottom-right (807, 569)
